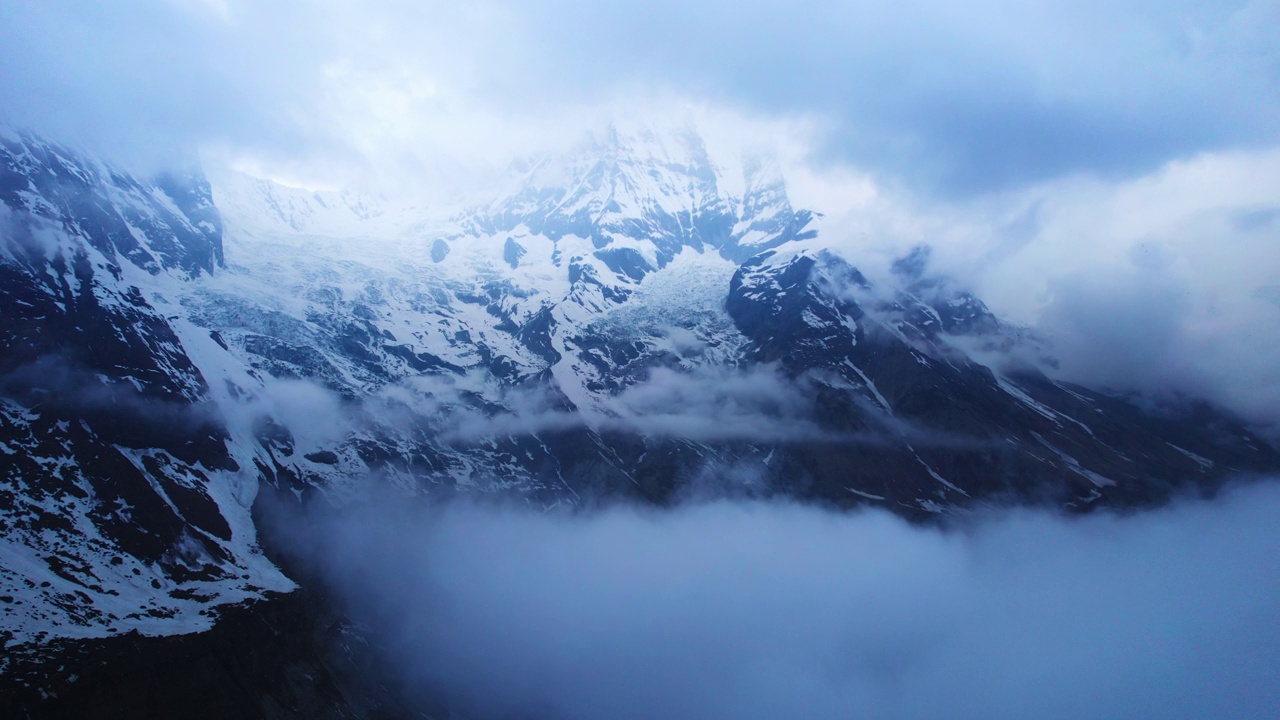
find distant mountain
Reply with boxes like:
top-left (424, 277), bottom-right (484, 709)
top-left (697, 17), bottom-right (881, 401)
top-left (2, 123), bottom-right (1277, 663)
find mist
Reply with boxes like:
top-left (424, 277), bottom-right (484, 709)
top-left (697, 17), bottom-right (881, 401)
top-left (436, 364), bottom-right (839, 444)
top-left (279, 480), bottom-right (1280, 720)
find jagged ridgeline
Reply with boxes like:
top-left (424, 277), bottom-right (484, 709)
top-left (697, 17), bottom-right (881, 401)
top-left (2, 125), bottom-right (1278, 653)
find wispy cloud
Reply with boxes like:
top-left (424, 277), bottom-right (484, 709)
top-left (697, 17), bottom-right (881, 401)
top-left (363, 363), bottom-right (983, 447)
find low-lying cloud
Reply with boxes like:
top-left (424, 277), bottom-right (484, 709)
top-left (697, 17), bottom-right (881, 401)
top-left (368, 364), bottom-right (838, 445)
top-left (600, 365), bottom-right (830, 442)
top-left (0, 356), bottom-right (223, 443)
top-left (282, 480), bottom-right (1280, 720)
top-left (359, 363), bottom-right (974, 448)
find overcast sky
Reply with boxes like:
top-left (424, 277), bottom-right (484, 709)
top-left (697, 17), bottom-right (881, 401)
top-left (3, 0), bottom-right (1277, 189)
top-left (2, 0), bottom-right (1278, 429)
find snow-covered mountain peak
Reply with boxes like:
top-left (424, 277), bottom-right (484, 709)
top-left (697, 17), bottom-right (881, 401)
top-left (450, 125), bottom-right (816, 274)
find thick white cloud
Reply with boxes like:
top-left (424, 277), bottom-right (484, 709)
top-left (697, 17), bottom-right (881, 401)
top-left (281, 481), bottom-right (1280, 719)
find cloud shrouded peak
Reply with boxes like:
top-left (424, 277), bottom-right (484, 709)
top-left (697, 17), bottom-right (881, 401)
top-left (4, 0), bottom-right (1278, 431)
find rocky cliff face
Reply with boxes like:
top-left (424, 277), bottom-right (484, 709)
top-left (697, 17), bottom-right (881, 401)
top-left (2, 124), bottom-right (1277, 667)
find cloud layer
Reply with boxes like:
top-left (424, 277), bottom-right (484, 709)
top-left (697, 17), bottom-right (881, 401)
top-left (283, 480), bottom-right (1280, 720)
top-left (3, 1), bottom-right (1277, 192)
top-left (511, 0), bottom-right (1280, 193)
top-left (314, 365), bottom-right (842, 446)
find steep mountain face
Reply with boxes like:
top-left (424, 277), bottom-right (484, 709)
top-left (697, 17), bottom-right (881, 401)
top-left (2, 125), bottom-right (1278, 664)
top-left (0, 130), bottom-right (292, 653)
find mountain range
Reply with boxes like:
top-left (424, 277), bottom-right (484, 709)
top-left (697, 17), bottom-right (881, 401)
top-left (2, 124), bottom-right (1277, 714)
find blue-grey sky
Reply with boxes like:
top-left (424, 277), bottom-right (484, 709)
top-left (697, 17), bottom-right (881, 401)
top-left (2, 0), bottom-right (1277, 194)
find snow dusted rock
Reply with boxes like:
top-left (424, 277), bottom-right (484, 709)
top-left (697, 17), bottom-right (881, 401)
top-left (0, 130), bottom-right (292, 651)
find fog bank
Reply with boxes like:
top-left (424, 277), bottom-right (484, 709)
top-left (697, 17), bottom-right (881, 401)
top-left (284, 480), bottom-right (1280, 720)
